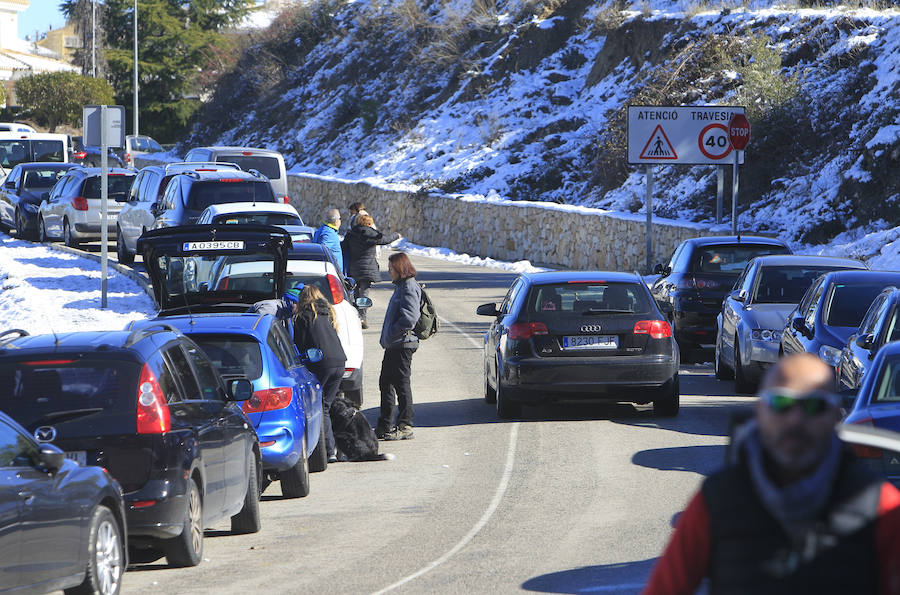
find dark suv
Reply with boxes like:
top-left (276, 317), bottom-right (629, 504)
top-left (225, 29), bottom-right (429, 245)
top-left (150, 168), bottom-right (277, 232)
top-left (0, 325), bottom-right (261, 568)
top-left (651, 235), bottom-right (791, 358)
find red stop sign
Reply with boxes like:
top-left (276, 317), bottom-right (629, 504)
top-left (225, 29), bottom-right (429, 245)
top-left (729, 114), bottom-right (751, 151)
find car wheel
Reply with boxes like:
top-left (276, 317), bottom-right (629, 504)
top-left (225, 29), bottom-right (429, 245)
top-left (280, 434), bottom-right (310, 499)
top-left (38, 216), bottom-right (48, 243)
top-left (64, 219), bottom-right (79, 248)
top-left (164, 478), bottom-right (203, 567)
top-left (495, 377), bottom-right (521, 419)
top-left (65, 505), bottom-right (123, 595)
top-left (231, 453), bottom-right (262, 534)
top-left (653, 375), bottom-right (680, 417)
top-left (116, 227), bottom-right (134, 265)
top-left (715, 338), bottom-right (734, 380)
top-left (734, 338), bottom-right (754, 394)
top-left (309, 419), bottom-right (328, 472)
top-left (344, 387), bottom-right (363, 408)
top-left (484, 361), bottom-right (496, 403)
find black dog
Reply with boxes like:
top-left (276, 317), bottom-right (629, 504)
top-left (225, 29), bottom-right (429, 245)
top-left (330, 397), bottom-right (394, 462)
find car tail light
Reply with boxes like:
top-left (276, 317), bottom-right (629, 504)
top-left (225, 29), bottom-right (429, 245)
top-left (108, 173), bottom-right (126, 176)
top-left (259, 440), bottom-right (276, 447)
top-left (130, 500), bottom-right (156, 508)
top-left (675, 277), bottom-right (696, 290)
top-left (242, 151), bottom-right (253, 155)
top-left (242, 387), bottom-right (293, 414)
top-left (343, 368), bottom-right (355, 379)
top-left (217, 277), bottom-right (229, 290)
top-left (23, 359), bottom-right (75, 365)
top-left (695, 278), bottom-right (720, 289)
top-left (508, 322), bottom-right (549, 340)
top-left (136, 364), bottom-right (170, 434)
top-left (74, 151), bottom-right (87, 160)
top-left (282, 196), bottom-right (290, 204)
top-left (846, 417), bottom-right (882, 457)
top-left (634, 320), bottom-right (672, 339)
top-left (73, 196), bottom-right (89, 211)
top-left (327, 274), bottom-right (344, 304)
top-left (124, 153), bottom-right (131, 164)
top-left (219, 178), bottom-right (242, 182)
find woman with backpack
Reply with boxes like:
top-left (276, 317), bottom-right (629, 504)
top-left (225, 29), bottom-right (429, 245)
top-left (341, 213), bottom-right (398, 329)
top-left (376, 252), bottom-right (421, 441)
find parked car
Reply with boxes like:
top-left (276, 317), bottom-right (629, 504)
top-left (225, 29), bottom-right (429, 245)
top-left (781, 270), bottom-right (900, 370)
top-left (128, 312), bottom-right (328, 489)
top-left (116, 162), bottom-right (241, 265)
top-left (842, 341), bottom-right (900, 487)
top-left (37, 166), bottom-right (136, 247)
top-left (120, 134), bottom-right (164, 167)
top-left (0, 122), bottom-right (36, 133)
top-left (150, 168), bottom-right (277, 231)
top-left (184, 146), bottom-right (289, 203)
top-left (0, 409), bottom-right (126, 594)
top-left (651, 235), bottom-right (791, 359)
top-left (0, 162), bottom-right (72, 239)
top-left (477, 271), bottom-right (680, 418)
top-left (0, 132), bottom-right (69, 177)
top-left (196, 202), bottom-right (314, 243)
top-left (715, 255), bottom-right (867, 392)
top-left (838, 287), bottom-right (900, 392)
top-left (71, 135), bottom-right (126, 168)
top-left (0, 325), bottom-right (261, 568)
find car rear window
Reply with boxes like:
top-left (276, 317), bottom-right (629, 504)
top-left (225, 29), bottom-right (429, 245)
top-left (187, 335), bottom-right (263, 381)
top-left (525, 282), bottom-right (652, 316)
top-left (213, 213), bottom-right (300, 226)
top-left (692, 244), bottom-right (789, 275)
top-left (83, 174), bottom-right (136, 198)
top-left (219, 156), bottom-right (281, 180)
top-left (825, 284), bottom-right (891, 327)
top-left (22, 169), bottom-right (66, 189)
top-left (752, 266), bottom-right (847, 304)
top-left (0, 140), bottom-right (66, 167)
top-left (285, 273), bottom-right (334, 304)
top-left (0, 359), bottom-right (138, 427)
top-left (187, 181), bottom-right (275, 211)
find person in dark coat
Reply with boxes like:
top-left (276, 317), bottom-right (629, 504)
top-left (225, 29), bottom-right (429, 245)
top-left (376, 252), bottom-right (421, 441)
top-left (293, 285), bottom-right (347, 463)
top-left (342, 213), bottom-right (398, 328)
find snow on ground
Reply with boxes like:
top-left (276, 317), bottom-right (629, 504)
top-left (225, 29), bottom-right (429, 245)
top-left (0, 235), bottom-right (156, 336)
top-left (393, 238), bottom-right (549, 273)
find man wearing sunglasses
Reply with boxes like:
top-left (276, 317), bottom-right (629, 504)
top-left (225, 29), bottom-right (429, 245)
top-left (645, 353), bottom-right (900, 594)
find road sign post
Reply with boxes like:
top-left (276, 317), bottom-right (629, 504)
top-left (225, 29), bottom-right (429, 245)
top-left (727, 114), bottom-right (751, 235)
top-left (716, 166), bottom-right (724, 224)
top-left (646, 165), bottom-right (654, 273)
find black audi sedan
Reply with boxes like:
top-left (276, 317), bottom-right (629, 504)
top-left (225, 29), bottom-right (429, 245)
top-left (477, 271), bottom-right (679, 418)
top-left (651, 235), bottom-right (791, 359)
top-left (838, 286), bottom-right (900, 392)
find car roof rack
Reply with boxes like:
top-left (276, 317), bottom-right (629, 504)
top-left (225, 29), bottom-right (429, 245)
top-left (165, 161), bottom-right (241, 173)
top-left (0, 329), bottom-right (29, 345)
top-left (124, 322), bottom-right (181, 347)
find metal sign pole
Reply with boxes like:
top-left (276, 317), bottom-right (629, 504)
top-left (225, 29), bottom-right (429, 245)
top-left (645, 165), bottom-right (654, 273)
top-left (731, 150), bottom-right (740, 235)
top-left (100, 105), bottom-right (108, 309)
top-left (716, 166), bottom-right (724, 225)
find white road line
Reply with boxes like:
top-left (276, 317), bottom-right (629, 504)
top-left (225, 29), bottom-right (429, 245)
top-left (372, 315), bottom-right (519, 595)
top-left (438, 314), bottom-right (484, 349)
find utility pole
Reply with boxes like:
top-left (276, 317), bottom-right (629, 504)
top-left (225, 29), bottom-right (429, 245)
top-left (91, 0), bottom-right (96, 77)
top-left (133, 0), bottom-right (139, 136)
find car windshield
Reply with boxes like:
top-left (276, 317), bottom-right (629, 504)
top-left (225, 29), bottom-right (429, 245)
top-left (0, 140), bottom-right (65, 167)
top-left (220, 156), bottom-right (281, 180)
top-left (873, 357), bottom-right (900, 404)
top-left (186, 181), bottom-right (275, 211)
top-left (156, 253), bottom-right (278, 304)
top-left (525, 282), bottom-right (652, 316)
top-left (0, 359), bottom-right (137, 428)
top-left (188, 334), bottom-right (263, 380)
top-left (213, 213), bottom-right (301, 226)
top-left (752, 266), bottom-right (849, 304)
top-left (692, 244), bottom-right (789, 275)
top-left (825, 284), bottom-right (892, 327)
top-left (83, 174), bottom-right (136, 198)
top-left (22, 168), bottom-right (67, 189)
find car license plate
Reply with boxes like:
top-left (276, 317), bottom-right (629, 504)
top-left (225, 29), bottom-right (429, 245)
top-left (65, 451), bottom-right (86, 465)
top-left (562, 335), bottom-right (618, 350)
top-left (183, 241), bottom-right (244, 251)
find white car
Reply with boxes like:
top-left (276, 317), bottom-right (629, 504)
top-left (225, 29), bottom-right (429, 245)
top-left (196, 202), bottom-right (314, 243)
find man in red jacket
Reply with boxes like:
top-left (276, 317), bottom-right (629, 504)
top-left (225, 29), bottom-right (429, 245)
top-left (644, 353), bottom-right (900, 594)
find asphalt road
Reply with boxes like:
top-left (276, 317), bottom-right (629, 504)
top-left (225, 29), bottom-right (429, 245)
top-left (84, 248), bottom-right (752, 594)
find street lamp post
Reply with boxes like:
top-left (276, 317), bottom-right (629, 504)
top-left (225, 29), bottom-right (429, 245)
top-left (91, 0), bottom-right (96, 77)
top-left (133, 0), bottom-right (138, 137)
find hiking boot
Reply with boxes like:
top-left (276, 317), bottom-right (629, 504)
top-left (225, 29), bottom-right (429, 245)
top-left (375, 426), bottom-right (395, 440)
top-left (361, 320), bottom-right (369, 329)
top-left (394, 425), bottom-right (414, 440)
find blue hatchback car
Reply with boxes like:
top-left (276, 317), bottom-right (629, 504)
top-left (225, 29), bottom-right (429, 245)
top-left (127, 313), bottom-right (326, 498)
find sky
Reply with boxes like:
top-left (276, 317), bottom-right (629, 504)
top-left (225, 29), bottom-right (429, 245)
top-left (19, 0), bottom-right (67, 40)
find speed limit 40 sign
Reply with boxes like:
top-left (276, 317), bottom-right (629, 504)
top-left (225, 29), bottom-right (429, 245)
top-left (627, 106), bottom-right (746, 165)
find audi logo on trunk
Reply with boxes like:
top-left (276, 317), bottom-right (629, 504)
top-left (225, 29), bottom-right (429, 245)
top-left (34, 426), bottom-right (57, 443)
top-left (580, 325), bottom-right (602, 333)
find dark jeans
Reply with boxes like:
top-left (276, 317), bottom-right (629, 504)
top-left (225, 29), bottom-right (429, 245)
top-left (378, 347), bottom-right (416, 430)
top-left (312, 365), bottom-right (344, 457)
top-left (354, 280), bottom-right (372, 320)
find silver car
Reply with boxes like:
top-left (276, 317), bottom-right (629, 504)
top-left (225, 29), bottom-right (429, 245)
top-left (37, 167), bottom-right (136, 247)
top-left (715, 254), bottom-right (866, 392)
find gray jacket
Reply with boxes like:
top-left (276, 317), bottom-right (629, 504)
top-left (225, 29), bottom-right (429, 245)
top-left (380, 278), bottom-right (421, 349)
top-left (248, 297), bottom-right (293, 321)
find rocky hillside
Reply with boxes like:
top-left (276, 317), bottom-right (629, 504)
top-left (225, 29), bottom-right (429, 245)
top-left (189, 0), bottom-right (900, 250)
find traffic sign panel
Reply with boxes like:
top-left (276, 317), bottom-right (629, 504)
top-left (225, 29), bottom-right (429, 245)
top-left (698, 123), bottom-right (732, 160)
top-left (729, 113), bottom-right (751, 150)
top-left (627, 106), bottom-right (745, 165)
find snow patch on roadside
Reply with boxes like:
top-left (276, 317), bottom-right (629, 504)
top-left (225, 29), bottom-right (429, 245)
top-left (392, 238), bottom-right (549, 273)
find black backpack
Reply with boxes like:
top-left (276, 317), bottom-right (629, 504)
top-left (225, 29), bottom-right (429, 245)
top-left (413, 283), bottom-right (439, 340)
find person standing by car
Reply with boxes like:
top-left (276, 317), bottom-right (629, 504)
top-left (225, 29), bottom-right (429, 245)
top-left (347, 201), bottom-right (367, 229)
top-left (248, 285), bottom-right (303, 336)
top-left (294, 285), bottom-right (346, 464)
top-left (643, 353), bottom-right (900, 594)
top-left (342, 214), bottom-right (398, 329)
top-left (376, 253), bottom-right (421, 441)
top-left (313, 208), bottom-right (344, 272)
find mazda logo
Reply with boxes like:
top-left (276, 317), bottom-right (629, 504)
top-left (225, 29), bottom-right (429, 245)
top-left (33, 426), bottom-right (57, 443)
top-left (580, 325), bottom-right (602, 333)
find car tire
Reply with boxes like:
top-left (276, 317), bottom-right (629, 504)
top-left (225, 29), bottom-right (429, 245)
top-left (280, 434), bottom-right (310, 499)
top-left (164, 478), bottom-right (203, 567)
top-left (484, 362), bottom-right (496, 404)
top-left (38, 216), bottom-right (48, 243)
top-left (715, 339), bottom-right (734, 380)
top-left (64, 219), bottom-right (79, 248)
top-left (116, 227), bottom-right (134, 265)
top-left (344, 387), bottom-right (363, 408)
top-left (65, 505), bottom-right (124, 595)
top-left (653, 375), bottom-right (680, 417)
top-left (496, 379), bottom-right (521, 419)
top-left (734, 338), bottom-right (754, 394)
top-left (309, 418), bottom-right (328, 472)
top-left (231, 453), bottom-right (262, 534)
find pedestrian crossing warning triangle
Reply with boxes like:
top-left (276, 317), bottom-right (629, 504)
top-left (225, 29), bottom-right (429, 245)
top-left (639, 125), bottom-right (678, 160)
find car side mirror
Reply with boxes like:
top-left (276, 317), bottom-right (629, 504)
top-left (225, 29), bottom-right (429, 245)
top-left (855, 333), bottom-right (874, 350)
top-left (791, 317), bottom-right (807, 334)
top-left (653, 263), bottom-right (664, 275)
top-left (41, 192), bottom-right (49, 201)
top-left (38, 444), bottom-right (65, 473)
top-left (4, 180), bottom-right (14, 189)
top-left (114, 195), bottom-right (129, 202)
top-left (476, 303), bottom-right (500, 317)
top-left (738, 290), bottom-right (749, 303)
top-left (355, 297), bottom-right (372, 309)
top-left (150, 204), bottom-right (161, 216)
top-left (227, 378), bottom-right (253, 401)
